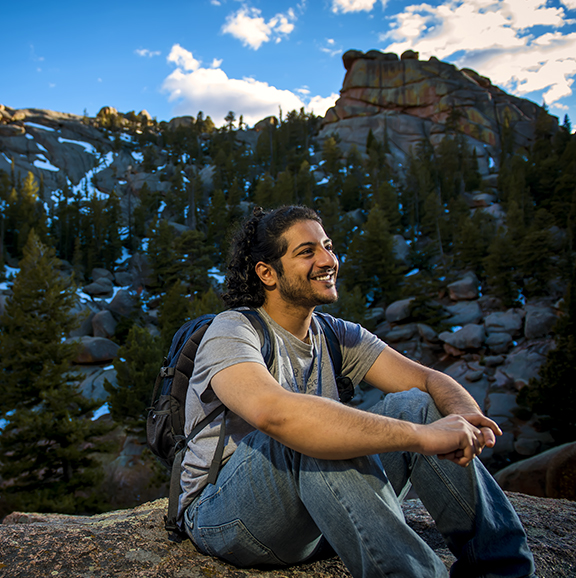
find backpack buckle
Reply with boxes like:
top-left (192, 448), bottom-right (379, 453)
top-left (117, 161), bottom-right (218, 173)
top-left (160, 366), bottom-right (175, 378)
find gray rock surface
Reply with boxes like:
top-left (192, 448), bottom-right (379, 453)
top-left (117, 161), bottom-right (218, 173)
top-left (69, 336), bottom-right (120, 364)
top-left (0, 493), bottom-right (573, 577)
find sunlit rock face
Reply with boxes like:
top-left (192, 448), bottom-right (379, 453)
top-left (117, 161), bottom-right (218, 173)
top-left (320, 49), bottom-right (553, 177)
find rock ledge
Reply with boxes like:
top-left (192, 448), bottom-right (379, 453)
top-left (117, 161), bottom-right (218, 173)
top-left (1, 493), bottom-right (574, 577)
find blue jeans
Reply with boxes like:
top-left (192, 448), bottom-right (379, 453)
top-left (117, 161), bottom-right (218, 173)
top-left (183, 389), bottom-right (535, 578)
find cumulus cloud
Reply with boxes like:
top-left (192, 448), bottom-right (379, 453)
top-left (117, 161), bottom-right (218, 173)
top-left (166, 44), bottom-right (201, 71)
top-left (135, 48), bottom-right (161, 58)
top-left (381, 0), bottom-right (576, 107)
top-left (222, 6), bottom-right (296, 49)
top-left (162, 44), bottom-right (337, 126)
top-left (307, 93), bottom-right (340, 116)
top-left (331, 0), bottom-right (381, 13)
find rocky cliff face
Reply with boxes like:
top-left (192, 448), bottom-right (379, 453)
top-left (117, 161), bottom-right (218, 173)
top-left (320, 49), bottom-right (552, 176)
top-left (1, 493), bottom-right (574, 577)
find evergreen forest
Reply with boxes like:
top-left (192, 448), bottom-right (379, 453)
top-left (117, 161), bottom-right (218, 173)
top-left (1, 105), bottom-right (575, 516)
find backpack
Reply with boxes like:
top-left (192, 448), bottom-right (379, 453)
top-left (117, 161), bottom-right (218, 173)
top-left (146, 308), bottom-right (352, 539)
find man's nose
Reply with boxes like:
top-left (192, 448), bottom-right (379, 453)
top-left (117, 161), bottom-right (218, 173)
top-left (317, 247), bottom-right (338, 269)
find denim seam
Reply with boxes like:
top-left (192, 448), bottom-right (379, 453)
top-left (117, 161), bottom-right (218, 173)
top-left (421, 455), bottom-right (476, 522)
top-left (313, 460), bottom-right (386, 572)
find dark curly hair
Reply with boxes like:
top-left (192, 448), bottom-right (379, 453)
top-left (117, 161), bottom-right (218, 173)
top-left (222, 205), bottom-right (322, 308)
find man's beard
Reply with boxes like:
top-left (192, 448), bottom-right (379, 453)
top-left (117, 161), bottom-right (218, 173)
top-left (276, 269), bottom-right (339, 308)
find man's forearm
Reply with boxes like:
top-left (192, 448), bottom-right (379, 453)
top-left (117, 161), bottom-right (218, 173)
top-left (423, 369), bottom-right (482, 417)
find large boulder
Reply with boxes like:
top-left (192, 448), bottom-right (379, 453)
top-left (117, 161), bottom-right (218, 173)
top-left (385, 297), bottom-right (415, 323)
top-left (524, 306), bottom-right (557, 340)
top-left (92, 310), bottom-right (118, 338)
top-left (444, 300), bottom-right (483, 326)
top-left (484, 309), bottom-right (525, 337)
top-left (495, 442), bottom-right (576, 501)
top-left (494, 341), bottom-right (552, 390)
top-left (446, 274), bottom-right (480, 301)
top-left (439, 323), bottom-right (485, 351)
top-left (83, 277), bottom-right (114, 298)
top-left (68, 336), bottom-right (120, 364)
top-left (77, 366), bottom-right (117, 401)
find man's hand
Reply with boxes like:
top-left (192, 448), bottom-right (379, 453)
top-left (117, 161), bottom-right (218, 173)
top-left (415, 414), bottom-right (502, 468)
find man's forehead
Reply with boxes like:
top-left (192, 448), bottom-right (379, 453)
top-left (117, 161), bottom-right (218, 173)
top-left (284, 220), bottom-right (329, 246)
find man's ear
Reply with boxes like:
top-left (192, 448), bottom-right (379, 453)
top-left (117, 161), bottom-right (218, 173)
top-left (255, 261), bottom-right (277, 288)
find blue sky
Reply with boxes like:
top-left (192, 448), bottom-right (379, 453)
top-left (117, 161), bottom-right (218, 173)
top-left (2, 0), bottom-right (576, 128)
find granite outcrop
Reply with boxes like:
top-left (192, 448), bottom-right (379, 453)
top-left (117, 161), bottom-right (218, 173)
top-left (320, 49), bottom-right (554, 177)
top-left (1, 493), bottom-right (574, 578)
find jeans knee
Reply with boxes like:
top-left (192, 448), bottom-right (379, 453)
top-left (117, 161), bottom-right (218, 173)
top-left (370, 388), bottom-right (441, 425)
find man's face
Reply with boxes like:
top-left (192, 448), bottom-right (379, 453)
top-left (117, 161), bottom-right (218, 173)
top-left (274, 220), bottom-right (339, 308)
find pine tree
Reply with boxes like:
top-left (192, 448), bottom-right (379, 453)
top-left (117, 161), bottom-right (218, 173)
top-left (0, 232), bottom-right (111, 514)
top-left (517, 209), bottom-right (555, 297)
top-left (158, 282), bottom-right (193, 349)
top-left (190, 286), bottom-right (225, 318)
top-left (295, 160), bottom-right (315, 207)
top-left (253, 173), bottom-right (276, 208)
top-left (372, 181), bottom-right (401, 234)
top-left (484, 231), bottom-right (520, 307)
top-left (518, 266), bottom-right (576, 442)
top-left (4, 172), bottom-right (49, 260)
top-left (275, 169), bottom-right (295, 206)
top-left (146, 217), bottom-right (177, 296)
top-left (341, 146), bottom-right (365, 212)
top-left (104, 325), bottom-right (164, 431)
top-left (0, 232), bottom-right (80, 412)
top-left (169, 229), bottom-right (212, 298)
top-left (342, 204), bottom-right (401, 304)
top-left (321, 284), bottom-right (368, 328)
top-left (207, 188), bottom-right (228, 263)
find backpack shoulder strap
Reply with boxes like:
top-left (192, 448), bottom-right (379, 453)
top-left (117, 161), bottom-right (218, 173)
top-left (313, 311), bottom-right (342, 375)
top-left (313, 312), bottom-right (355, 404)
top-left (236, 308), bottom-right (275, 369)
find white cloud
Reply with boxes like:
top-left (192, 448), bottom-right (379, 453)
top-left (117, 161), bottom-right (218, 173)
top-left (222, 6), bottom-right (296, 49)
top-left (135, 48), bottom-right (161, 58)
top-left (167, 44), bottom-right (201, 71)
top-left (307, 93), bottom-right (340, 117)
top-left (211, 58), bottom-right (223, 68)
top-left (331, 0), bottom-right (380, 13)
top-left (320, 38), bottom-right (343, 57)
top-left (162, 44), bottom-right (337, 126)
top-left (382, 0), bottom-right (576, 107)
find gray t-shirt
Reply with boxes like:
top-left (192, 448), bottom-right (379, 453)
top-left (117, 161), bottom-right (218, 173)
top-left (178, 307), bottom-right (386, 519)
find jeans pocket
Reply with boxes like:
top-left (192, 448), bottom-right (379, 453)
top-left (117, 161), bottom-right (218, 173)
top-left (193, 518), bottom-right (284, 567)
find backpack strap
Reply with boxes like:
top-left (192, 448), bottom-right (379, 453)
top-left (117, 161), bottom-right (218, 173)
top-left (165, 403), bottom-right (226, 539)
top-left (314, 312), bottom-right (354, 404)
top-left (166, 309), bottom-right (273, 539)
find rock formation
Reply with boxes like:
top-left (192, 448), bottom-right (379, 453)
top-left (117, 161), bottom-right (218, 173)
top-left (320, 49), bottom-right (553, 177)
top-left (1, 493), bottom-right (574, 577)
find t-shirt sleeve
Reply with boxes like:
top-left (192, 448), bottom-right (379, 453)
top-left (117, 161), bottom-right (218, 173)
top-left (191, 310), bottom-right (266, 404)
top-left (319, 314), bottom-right (386, 385)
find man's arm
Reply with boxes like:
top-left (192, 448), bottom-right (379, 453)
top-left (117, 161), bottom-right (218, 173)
top-left (363, 346), bottom-right (502, 457)
top-left (210, 360), bottom-right (492, 467)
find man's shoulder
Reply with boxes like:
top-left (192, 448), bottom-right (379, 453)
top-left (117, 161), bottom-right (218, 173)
top-left (206, 308), bottom-right (267, 341)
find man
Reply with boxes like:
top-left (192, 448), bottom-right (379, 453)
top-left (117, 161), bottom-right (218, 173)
top-left (178, 205), bottom-right (536, 578)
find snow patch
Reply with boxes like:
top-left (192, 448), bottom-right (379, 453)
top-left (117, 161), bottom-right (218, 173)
top-left (33, 155), bottom-right (59, 172)
top-left (91, 403), bottom-right (110, 421)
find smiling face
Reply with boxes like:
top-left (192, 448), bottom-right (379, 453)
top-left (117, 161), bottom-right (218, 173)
top-left (273, 219), bottom-right (339, 309)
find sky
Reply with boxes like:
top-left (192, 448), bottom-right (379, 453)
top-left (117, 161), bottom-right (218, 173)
top-left (2, 0), bottom-right (576, 129)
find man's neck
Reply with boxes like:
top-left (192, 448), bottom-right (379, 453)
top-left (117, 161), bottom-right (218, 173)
top-left (261, 300), bottom-right (314, 342)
